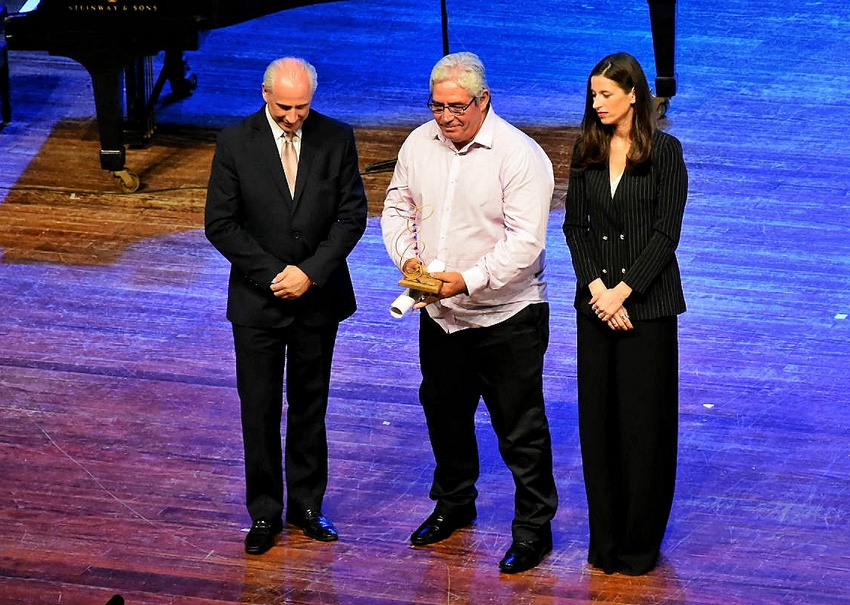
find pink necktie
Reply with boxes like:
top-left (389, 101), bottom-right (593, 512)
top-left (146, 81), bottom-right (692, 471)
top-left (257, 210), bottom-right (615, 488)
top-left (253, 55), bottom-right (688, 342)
top-left (281, 132), bottom-right (298, 197)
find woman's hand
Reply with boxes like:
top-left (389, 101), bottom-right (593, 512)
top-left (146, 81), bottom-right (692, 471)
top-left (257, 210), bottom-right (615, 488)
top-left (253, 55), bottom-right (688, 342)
top-left (607, 308), bottom-right (634, 331)
top-left (589, 281), bottom-right (634, 330)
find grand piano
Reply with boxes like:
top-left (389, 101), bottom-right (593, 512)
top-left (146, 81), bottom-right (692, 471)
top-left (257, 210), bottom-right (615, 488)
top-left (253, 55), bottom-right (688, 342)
top-left (4, 0), bottom-right (677, 193)
top-left (4, 0), bottom-right (339, 192)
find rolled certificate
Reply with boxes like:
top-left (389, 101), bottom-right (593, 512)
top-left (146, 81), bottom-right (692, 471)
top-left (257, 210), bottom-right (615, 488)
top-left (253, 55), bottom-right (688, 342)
top-left (390, 290), bottom-right (416, 318)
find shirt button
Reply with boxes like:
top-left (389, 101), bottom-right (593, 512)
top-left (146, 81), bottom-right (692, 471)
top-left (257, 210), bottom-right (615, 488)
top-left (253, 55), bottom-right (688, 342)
top-left (602, 235), bottom-right (609, 241)
top-left (620, 234), bottom-right (625, 240)
top-left (602, 269), bottom-right (608, 274)
top-left (621, 268), bottom-right (627, 274)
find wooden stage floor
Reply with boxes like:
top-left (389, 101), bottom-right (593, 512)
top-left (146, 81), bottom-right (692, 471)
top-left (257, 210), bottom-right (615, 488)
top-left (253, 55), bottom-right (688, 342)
top-left (1, 1), bottom-right (849, 603)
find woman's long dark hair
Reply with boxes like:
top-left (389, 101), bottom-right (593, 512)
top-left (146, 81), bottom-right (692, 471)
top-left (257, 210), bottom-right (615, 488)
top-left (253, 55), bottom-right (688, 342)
top-left (571, 52), bottom-right (655, 171)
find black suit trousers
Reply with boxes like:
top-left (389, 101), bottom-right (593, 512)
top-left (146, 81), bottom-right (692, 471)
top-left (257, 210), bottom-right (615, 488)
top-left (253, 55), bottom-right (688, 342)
top-left (232, 320), bottom-right (339, 522)
top-left (576, 312), bottom-right (678, 575)
top-left (418, 303), bottom-right (558, 542)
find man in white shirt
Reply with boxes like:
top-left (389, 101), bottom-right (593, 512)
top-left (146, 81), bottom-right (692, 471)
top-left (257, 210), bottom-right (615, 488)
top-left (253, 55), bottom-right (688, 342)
top-left (381, 52), bottom-right (558, 574)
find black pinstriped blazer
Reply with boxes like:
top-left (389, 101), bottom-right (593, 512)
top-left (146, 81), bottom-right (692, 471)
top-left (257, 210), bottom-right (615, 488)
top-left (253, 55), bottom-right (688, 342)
top-left (563, 130), bottom-right (688, 321)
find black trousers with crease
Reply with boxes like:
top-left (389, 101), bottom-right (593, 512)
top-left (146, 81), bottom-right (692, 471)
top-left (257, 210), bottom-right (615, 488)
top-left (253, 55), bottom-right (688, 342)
top-left (232, 320), bottom-right (338, 523)
top-left (418, 303), bottom-right (558, 542)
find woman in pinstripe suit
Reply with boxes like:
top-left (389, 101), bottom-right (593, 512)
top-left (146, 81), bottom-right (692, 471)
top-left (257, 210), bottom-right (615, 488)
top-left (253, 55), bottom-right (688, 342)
top-left (563, 52), bottom-right (688, 576)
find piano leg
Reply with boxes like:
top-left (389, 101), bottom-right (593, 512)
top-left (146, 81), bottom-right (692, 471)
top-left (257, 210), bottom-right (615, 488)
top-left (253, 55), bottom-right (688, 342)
top-left (124, 55), bottom-right (156, 149)
top-left (162, 50), bottom-right (198, 99)
top-left (647, 0), bottom-right (677, 116)
top-left (47, 49), bottom-right (198, 193)
top-left (65, 51), bottom-right (141, 193)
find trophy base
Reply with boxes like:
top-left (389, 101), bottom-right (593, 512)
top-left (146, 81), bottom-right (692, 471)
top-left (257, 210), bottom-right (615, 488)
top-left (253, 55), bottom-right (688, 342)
top-left (398, 275), bottom-right (442, 294)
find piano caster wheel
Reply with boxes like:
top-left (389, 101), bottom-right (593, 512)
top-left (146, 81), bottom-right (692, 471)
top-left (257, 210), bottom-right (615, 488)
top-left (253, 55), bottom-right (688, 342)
top-left (654, 96), bottom-right (670, 119)
top-left (113, 170), bottom-right (140, 193)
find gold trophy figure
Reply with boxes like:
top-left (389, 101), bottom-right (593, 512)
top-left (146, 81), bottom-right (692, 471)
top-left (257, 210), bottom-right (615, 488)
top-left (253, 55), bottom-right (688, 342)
top-left (398, 261), bottom-right (443, 294)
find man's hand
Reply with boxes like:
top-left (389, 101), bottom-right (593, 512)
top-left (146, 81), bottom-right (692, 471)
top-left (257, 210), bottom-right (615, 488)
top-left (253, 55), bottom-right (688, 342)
top-left (413, 271), bottom-right (467, 309)
top-left (270, 265), bottom-right (312, 300)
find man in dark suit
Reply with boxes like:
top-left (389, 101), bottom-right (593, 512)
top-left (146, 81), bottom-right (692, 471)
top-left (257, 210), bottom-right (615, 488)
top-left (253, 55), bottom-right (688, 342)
top-left (205, 57), bottom-right (367, 555)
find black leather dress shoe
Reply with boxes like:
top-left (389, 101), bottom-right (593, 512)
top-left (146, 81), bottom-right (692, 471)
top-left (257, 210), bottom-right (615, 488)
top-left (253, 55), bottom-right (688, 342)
top-left (245, 518), bottom-right (282, 555)
top-left (410, 508), bottom-right (476, 546)
top-left (286, 509), bottom-right (338, 542)
top-left (498, 538), bottom-right (553, 574)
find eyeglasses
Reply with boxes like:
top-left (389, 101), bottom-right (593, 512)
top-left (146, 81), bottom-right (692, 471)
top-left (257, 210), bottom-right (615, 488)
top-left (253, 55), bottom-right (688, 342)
top-left (427, 96), bottom-right (477, 116)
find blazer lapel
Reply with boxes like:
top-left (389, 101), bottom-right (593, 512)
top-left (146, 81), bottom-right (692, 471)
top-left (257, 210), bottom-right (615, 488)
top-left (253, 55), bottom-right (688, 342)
top-left (250, 108), bottom-right (295, 204)
top-left (292, 135), bottom-right (314, 207)
top-left (587, 167), bottom-right (621, 225)
top-left (291, 113), bottom-right (319, 208)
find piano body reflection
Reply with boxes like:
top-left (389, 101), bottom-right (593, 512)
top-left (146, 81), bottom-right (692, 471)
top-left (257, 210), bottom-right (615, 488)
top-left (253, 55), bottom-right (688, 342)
top-left (4, 0), bottom-right (677, 193)
top-left (4, 0), bottom-right (338, 192)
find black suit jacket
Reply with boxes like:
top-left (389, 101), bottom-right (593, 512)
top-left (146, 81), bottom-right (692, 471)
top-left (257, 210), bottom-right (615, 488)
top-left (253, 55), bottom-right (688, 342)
top-left (563, 130), bottom-right (688, 321)
top-left (205, 108), bottom-right (368, 328)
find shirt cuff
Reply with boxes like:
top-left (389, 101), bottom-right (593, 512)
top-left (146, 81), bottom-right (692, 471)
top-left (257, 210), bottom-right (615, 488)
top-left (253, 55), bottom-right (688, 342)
top-left (461, 266), bottom-right (487, 296)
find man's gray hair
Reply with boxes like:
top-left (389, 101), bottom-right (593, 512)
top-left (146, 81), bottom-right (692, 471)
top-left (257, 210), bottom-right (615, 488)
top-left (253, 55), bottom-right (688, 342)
top-left (430, 52), bottom-right (488, 98)
top-left (263, 57), bottom-right (318, 93)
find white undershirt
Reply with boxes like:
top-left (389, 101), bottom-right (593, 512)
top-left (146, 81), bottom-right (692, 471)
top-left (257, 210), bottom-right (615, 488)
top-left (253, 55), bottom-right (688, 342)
top-left (610, 171), bottom-right (624, 197)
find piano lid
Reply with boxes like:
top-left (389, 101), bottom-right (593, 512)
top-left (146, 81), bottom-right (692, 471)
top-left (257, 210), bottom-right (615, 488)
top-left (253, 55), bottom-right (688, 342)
top-left (9, 0), bottom-right (341, 30)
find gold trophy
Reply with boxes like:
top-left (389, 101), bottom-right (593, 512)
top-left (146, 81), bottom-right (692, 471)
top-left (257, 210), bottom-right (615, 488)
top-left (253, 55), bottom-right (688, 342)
top-left (389, 260), bottom-right (445, 318)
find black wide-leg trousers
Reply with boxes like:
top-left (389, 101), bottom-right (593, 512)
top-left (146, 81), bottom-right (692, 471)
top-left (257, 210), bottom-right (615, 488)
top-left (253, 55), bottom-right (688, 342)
top-left (576, 312), bottom-right (679, 575)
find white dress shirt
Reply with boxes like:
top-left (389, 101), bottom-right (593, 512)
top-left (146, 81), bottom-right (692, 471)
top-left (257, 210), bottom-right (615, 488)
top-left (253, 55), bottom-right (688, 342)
top-left (381, 109), bottom-right (554, 333)
top-left (266, 106), bottom-right (303, 158)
